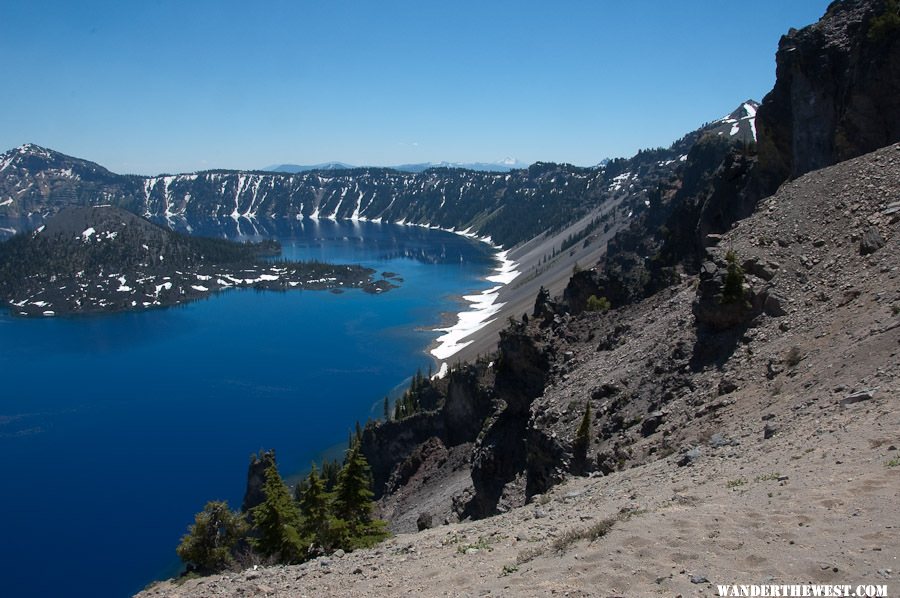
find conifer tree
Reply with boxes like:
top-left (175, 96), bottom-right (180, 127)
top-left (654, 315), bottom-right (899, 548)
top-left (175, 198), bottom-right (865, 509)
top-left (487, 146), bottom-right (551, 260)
top-left (332, 445), bottom-right (389, 548)
top-left (573, 400), bottom-right (592, 470)
top-left (321, 458), bottom-right (340, 491)
top-left (298, 464), bottom-right (332, 550)
top-left (249, 463), bottom-right (304, 563)
top-left (176, 500), bottom-right (247, 573)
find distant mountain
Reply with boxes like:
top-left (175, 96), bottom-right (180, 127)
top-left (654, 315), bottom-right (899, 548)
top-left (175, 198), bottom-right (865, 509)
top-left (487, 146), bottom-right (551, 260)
top-left (264, 162), bottom-right (356, 173)
top-left (0, 102), bottom-right (758, 248)
top-left (263, 159), bottom-right (528, 174)
top-left (390, 158), bottom-right (528, 173)
top-left (704, 100), bottom-right (759, 145)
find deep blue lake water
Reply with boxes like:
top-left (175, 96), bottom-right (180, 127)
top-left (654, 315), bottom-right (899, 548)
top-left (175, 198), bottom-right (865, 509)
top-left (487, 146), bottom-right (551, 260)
top-left (0, 219), bottom-right (496, 598)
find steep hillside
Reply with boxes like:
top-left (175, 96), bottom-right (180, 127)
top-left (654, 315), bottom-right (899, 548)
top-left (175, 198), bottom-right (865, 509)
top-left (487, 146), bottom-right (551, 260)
top-left (138, 138), bottom-right (900, 598)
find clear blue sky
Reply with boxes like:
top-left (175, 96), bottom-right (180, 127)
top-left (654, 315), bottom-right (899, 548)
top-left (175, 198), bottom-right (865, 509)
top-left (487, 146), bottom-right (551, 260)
top-left (0, 0), bottom-right (831, 175)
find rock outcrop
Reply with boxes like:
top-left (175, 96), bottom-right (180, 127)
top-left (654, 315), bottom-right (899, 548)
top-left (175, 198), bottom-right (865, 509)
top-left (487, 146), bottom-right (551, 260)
top-left (241, 450), bottom-right (276, 515)
top-left (756, 0), bottom-right (900, 194)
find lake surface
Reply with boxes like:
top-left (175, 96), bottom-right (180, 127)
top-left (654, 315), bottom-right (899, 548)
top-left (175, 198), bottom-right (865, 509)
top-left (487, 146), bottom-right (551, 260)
top-left (0, 219), bottom-right (496, 598)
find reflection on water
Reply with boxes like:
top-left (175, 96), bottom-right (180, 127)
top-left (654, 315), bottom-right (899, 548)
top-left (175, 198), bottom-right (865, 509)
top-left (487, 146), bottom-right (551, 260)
top-left (0, 215), bottom-right (492, 266)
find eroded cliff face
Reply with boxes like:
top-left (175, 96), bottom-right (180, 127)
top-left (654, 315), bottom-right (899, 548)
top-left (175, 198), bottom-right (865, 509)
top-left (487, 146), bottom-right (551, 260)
top-left (756, 0), bottom-right (900, 194)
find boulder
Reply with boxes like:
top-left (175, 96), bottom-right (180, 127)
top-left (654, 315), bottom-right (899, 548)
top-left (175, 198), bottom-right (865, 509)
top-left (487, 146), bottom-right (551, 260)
top-left (860, 226), bottom-right (885, 255)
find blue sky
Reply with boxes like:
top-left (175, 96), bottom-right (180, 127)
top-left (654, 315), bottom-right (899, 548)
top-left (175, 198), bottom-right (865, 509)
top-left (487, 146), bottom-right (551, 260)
top-left (1, 1), bottom-right (831, 175)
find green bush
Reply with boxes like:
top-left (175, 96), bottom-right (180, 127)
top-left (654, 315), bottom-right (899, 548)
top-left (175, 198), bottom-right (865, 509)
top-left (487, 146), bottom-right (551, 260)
top-left (585, 295), bottom-right (611, 312)
top-left (176, 501), bottom-right (248, 574)
top-left (721, 250), bottom-right (746, 304)
top-left (869, 0), bottom-right (900, 41)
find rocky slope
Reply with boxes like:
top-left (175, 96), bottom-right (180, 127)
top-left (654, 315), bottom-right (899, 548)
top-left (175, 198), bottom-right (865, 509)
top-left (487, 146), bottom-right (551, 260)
top-left (138, 138), bottom-right (900, 598)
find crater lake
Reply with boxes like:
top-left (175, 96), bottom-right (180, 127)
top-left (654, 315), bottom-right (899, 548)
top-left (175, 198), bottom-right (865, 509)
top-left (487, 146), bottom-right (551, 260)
top-left (0, 219), bottom-right (499, 598)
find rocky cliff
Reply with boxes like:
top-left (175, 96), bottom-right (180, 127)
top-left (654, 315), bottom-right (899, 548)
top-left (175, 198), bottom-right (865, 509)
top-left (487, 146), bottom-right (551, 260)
top-left (756, 0), bottom-right (900, 194)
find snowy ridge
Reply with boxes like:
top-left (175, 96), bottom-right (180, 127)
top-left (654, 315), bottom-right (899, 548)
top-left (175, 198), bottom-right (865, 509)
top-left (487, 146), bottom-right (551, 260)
top-left (713, 100), bottom-right (759, 142)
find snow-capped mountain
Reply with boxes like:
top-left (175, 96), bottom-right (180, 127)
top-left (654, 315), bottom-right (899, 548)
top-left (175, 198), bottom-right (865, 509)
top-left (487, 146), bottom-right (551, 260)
top-left (0, 101), bottom-right (758, 247)
top-left (391, 158), bottom-right (527, 173)
top-left (263, 162), bottom-right (357, 173)
top-left (705, 100), bottom-right (759, 145)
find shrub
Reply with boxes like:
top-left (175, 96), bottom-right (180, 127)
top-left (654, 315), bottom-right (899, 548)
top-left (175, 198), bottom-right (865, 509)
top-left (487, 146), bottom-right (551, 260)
top-left (586, 295), bottom-right (611, 312)
top-left (785, 346), bottom-right (803, 368)
top-left (869, 0), bottom-right (900, 41)
top-left (721, 250), bottom-right (746, 304)
top-left (176, 501), bottom-right (248, 574)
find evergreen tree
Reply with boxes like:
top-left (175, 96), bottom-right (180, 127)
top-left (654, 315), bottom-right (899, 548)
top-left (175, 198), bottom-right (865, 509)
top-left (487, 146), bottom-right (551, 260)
top-left (176, 500), bottom-right (247, 574)
top-left (298, 464), bottom-right (332, 550)
top-left (383, 396), bottom-right (390, 421)
top-left (249, 463), bottom-right (304, 563)
top-left (320, 458), bottom-right (340, 491)
top-left (722, 249), bottom-right (746, 305)
top-left (573, 401), bottom-right (592, 470)
top-left (332, 445), bottom-right (389, 549)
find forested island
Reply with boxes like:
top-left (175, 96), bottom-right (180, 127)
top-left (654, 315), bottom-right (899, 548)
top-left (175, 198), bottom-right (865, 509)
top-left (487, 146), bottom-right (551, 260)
top-left (0, 206), bottom-right (395, 317)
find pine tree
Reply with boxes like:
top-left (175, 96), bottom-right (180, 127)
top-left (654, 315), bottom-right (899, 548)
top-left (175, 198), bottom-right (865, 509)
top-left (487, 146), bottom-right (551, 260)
top-left (332, 445), bottom-right (389, 549)
top-left (320, 458), bottom-right (340, 492)
top-left (722, 249), bottom-right (746, 305)
top-left (176, 500), bottom-right (247, 573)
top-left (573, 400), bottom-right (592, 470)
top-left (383, 396), bottom-right (390, 421)
top-left (298, 464), bottom-right (332, 550)
top-left (249, 463), bottom-right (304, 563)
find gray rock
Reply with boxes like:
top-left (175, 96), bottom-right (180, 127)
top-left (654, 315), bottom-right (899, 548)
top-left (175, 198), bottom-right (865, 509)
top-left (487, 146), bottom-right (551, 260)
top-left (641, 411), bottom-right (665, 437)
top-left (416, 512), bottom-right (433, 531)
top-left (859, 226), bottom-right (884, 255)
top-left (333, 549), bottom-right (345, 558)
top-left (718, 377), bottom-right (739, 395)
top-left (676, 447), bottom-right (701, 467)
top-left (763, 293), bottom-right (787, 317)
top-left (743, 257), bottom-right (777, 281)
top-left (690, 574), bottom-right (709, 584)
top-left (840, 389), bottom-right (877, 405)
top-left (763, 423), bottom-right (778, 439)
top-left (709, 433), bottom-right (738, 448)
